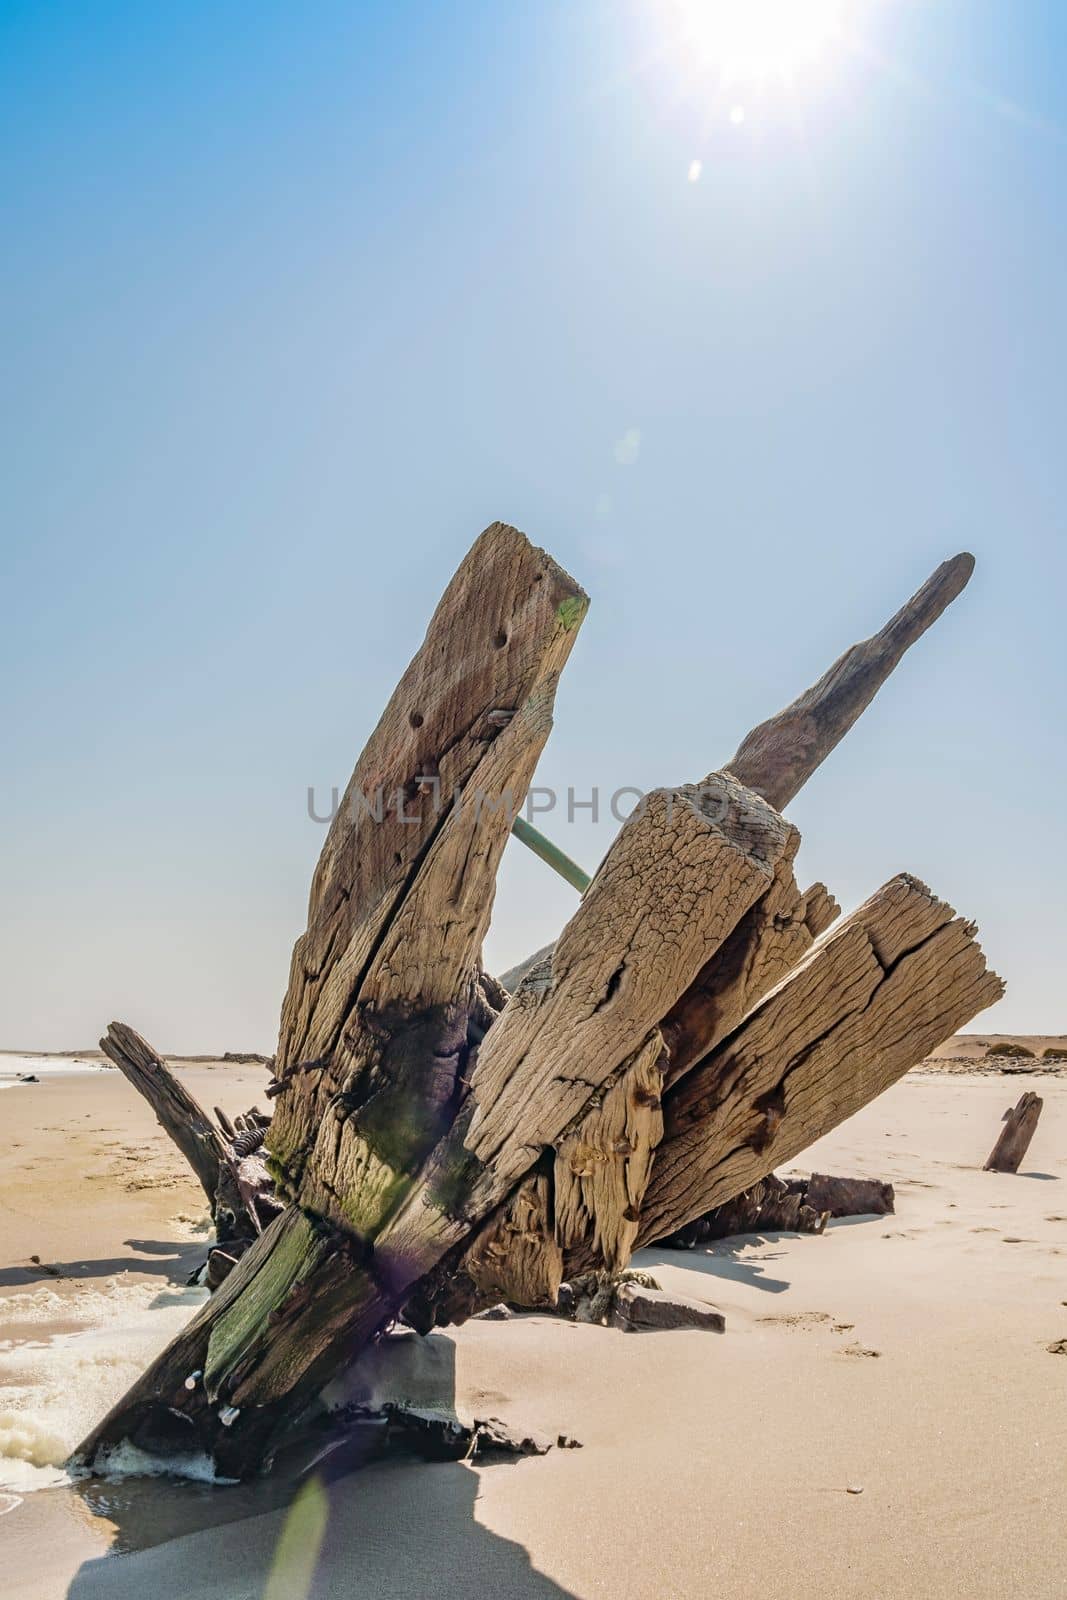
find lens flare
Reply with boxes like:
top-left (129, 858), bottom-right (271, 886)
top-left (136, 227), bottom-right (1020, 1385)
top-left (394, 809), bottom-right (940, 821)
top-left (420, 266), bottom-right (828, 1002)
top-left (668, 0), bottom-right (847, 84)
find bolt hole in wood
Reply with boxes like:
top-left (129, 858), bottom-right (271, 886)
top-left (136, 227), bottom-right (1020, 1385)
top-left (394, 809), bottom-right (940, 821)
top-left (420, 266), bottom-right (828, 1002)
top-left (409, 711), bottom-right (424, 728)
top-left (493, 630), bottom-right (508, 648)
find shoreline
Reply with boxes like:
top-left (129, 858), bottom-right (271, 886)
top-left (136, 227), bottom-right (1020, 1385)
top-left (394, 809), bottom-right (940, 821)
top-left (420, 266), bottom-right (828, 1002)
top-left (1, 1060), bottom-right (1064, 1598)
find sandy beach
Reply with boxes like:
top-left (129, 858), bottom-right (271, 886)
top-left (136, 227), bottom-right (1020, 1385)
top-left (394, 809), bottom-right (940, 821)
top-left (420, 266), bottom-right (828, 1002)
top-left (0, 1050), bottom-right (1063, 1600)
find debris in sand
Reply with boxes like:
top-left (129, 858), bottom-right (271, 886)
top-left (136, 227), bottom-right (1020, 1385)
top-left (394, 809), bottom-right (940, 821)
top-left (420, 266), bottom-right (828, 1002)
top-left (984, 1091), bottom-right (1043, 1174)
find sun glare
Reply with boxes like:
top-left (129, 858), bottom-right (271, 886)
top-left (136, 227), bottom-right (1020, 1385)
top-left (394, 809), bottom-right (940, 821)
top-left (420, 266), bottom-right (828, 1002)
top-left (669, 0), bottom-right (847, 85)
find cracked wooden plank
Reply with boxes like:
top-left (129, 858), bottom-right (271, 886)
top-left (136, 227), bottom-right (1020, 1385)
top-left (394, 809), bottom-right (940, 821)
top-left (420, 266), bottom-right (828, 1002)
top-left (373, 774), bottom-right (797, 1291)
top-left (418, 860), bottom-right (839, 1310)
top-left (637, 874), bottom-right (1003, 1246)
top-left (273, 521), bottom-right (587, 1082)
top-left (267, 524), bottom-right (587, 1210)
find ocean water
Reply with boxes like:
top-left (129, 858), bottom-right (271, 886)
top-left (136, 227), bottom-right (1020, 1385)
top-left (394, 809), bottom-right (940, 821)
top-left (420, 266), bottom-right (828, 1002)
top-left (0, 1054), bottom-right (107, 1089)
top-left (0, 1275), bottom-right (210, 1492)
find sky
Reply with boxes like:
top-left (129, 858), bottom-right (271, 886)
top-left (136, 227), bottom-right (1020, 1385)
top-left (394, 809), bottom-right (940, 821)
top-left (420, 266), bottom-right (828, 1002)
top-left (1, 0), bottom-right (1064, 1051)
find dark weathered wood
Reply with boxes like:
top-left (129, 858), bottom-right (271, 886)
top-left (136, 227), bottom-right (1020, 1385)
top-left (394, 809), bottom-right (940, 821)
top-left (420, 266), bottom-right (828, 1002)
top-left (100, 1022), bottom-right (226, 1206)
top-left (659, 1171), bottom-right (893, 1247)
top-left (659, 1174), bottom-right (826, 1245)
top-left (74, 1204), bottom-right (379, 1477)
top-left (725, 553), bottom-right (974, 810)
top-left (804, 1173), bottom-right (895, 1218)
top-left (984, 1092), bottom-right (1043, 1173)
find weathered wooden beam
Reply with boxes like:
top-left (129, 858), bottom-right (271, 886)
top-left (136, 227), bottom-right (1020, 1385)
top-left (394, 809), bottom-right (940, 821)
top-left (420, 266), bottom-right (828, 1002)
top-left (274, 521), bottom-right (588, 1081)
top-left (804, 1173), bottom-right (895, 1218)
top-left (267, 524), bottom-right (588, 1214)
top-left (479, 852), bottom-right (838, 1292)
top-left (659, 1171), bottom-right (894, 1248)
top-left (659, 868), bottom-right (839, 1090)
top-left (413, 861), bottom-right (840, 1317)
top-left (76, 525), bottom-right (590, 1476)
top-left (499, 552), bottom-right (972, 1003)
top-left (984, 1092), bottom-right (1043, 1174)
top-left (289, 683), bottom-right (575, 1239)
top-left (100, 1022), bottom-right (226, 1207)
top-left (725, 553), bottom-right (974, 810)
top-left (638, 874), bottom-right (1003, 1247)
top-left (374, 773), bottom-right (797, 1292)
top-left (73, 539), bottom-right (993, 1483)
top-left (100, 1021), bottom-right (280, 1248)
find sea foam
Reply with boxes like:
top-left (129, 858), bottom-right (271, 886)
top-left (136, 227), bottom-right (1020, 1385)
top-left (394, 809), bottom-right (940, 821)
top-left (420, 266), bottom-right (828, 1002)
top-left (0, 1275), bottom-right (209, 1492)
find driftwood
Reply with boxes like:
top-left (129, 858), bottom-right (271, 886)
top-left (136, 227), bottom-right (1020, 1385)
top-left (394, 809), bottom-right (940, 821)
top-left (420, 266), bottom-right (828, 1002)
top-left (984, 1092), bottom-right (1043, 1173)
top-left (100, 1022), bottom-right (279, 1247)
top-left (661, 1171), bottom-right (895, 1247)
top-left (638, 874), bottom-right (1003, 1247)
top-left (100, 1023), bottom-right (227, 1207)
top-left (725, 552), bottom-right (974, 810)
top-left (805, 1173), bottom-right (895, 1219)
top-left (73, 529), bottom-right (999, 1481)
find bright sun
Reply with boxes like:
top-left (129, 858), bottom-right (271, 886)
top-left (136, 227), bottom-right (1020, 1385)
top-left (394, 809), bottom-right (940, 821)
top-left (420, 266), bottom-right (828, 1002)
top-left (669, 0), bottom-right (847, 84)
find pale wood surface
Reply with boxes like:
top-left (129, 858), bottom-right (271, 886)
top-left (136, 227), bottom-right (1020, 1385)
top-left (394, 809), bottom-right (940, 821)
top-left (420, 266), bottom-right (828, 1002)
top-left (375, 775), bottom-right (796, 1286)
top-left (274, 522), bottom-right (587, 1077)
top-left (639, 874), bottom-right (1004, 1245)
top-left (725, 552), bottom-right (975, 810)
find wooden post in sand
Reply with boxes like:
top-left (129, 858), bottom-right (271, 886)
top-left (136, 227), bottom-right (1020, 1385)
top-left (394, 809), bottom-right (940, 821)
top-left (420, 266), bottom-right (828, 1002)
top-left (984, 1092), bottom-right (1043, 1174)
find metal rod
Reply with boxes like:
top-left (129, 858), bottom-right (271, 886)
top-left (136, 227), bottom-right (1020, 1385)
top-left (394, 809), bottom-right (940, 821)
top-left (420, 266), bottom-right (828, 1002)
top-left (510, 816), bottom-right (591, 893)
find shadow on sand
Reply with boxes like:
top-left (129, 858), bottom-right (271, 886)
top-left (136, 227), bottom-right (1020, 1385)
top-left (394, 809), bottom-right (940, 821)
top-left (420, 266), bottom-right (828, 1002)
top-left (640, 1236), bottom-right (795, 1294)
top-left (63, 1332), bottom-right (576, 1600)
top-left (0, 1239), bottom-right (206, 1291)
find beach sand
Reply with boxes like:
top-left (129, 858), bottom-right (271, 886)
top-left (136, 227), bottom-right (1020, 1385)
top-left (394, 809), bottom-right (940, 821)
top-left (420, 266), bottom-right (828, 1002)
top-left (1, 1056), bottom-right (1064, 1600)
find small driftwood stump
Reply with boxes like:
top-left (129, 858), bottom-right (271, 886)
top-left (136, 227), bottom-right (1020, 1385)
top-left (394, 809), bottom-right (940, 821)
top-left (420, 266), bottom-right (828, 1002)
top-left (984, 1091), bottom-right (1043, 1174)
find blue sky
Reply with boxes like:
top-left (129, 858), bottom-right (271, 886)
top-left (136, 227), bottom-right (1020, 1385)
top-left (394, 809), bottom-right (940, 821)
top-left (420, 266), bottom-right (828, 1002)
top-left (2, 0), bottom-right (1064, 1050)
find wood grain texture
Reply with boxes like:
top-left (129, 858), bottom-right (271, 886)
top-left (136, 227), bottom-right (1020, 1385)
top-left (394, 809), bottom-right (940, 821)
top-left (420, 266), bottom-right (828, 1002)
top-left (77, 525), bottom-right (589, 1476)
top-left (550, 865), bottom-right (837, 1283)
top-left (281, 682), bottom-right (575, 1238)
top-left (428, 858), bottom-right (835, 1306)
top-left (725, 553), bottom-right (974, 810)
top-left (267, 524), bottom-right (587, 1224)
top-left (374, 773), bottom-right (796, 1286)
top-left (100, 1022), bottom-right (226, 1206)
top-left (274, 521), bottom-right (587, 1078)
top-left (660, 865), bottom-right (839, 1090)
top-left (638, 874), bottom-right (1003, 1246)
